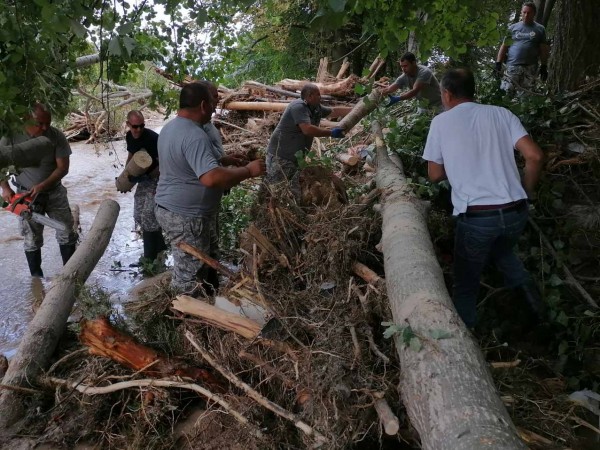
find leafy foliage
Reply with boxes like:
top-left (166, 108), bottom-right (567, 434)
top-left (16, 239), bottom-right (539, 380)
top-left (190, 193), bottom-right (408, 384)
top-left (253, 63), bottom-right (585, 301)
top-left (219, 183), bottom-right (258, 252)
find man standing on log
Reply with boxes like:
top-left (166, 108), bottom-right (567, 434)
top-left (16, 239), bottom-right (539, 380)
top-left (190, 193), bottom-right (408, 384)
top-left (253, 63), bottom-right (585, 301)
top-left (423, 68), bottom-right (545, 328)
top-left (380, 52), bottom-right (442, 112)
top-left (124, 110), bottom-right (167, 264)
top-left (495, 2), bottom-right (550, 93)
top-left (0, 103), bottom-right (78, 277)
top-left (265, 83), bottom-right (350, 197)
top-left (155, 82), bottom-right (265, 295)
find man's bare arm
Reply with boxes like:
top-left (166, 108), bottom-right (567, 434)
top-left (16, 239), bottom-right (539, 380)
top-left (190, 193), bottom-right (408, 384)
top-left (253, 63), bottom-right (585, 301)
top-left (515, 135), bottom-right (543, 197)
top-left (298, 123), bottom-right (336, 137)
top-left (427, 161), bottom-right (447, 182)
top-left (29, 156), bottom-right (70, 196)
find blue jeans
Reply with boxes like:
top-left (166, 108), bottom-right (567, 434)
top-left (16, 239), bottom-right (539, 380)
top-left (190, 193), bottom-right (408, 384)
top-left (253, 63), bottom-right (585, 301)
top-left (453, 206), bottom-right (530, 328)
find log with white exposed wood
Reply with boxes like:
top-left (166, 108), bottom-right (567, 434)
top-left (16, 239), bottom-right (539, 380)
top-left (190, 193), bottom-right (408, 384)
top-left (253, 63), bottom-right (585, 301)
top-left (115, 150), bottom-right (153, 193)
top-left (352, 261), bottom-right (385, 291)
top-left (337, 90), bottom-right (384, 132)
top-left (316, 57), bottom-right (329, 83)
top-left (243, 81), bottom-right (335, 100)
top-left (172, 295), bottom-right (262, 340)
top-left (0, 200), bottom-right (120, 431)
top-left (0, 136), bottom-right (53, 167)
top-left (372, 120), bottom-right (525, 449)
top-left (278, 75), bottom-right (359, 96)
top-left (222, 101), bottom-right (288, 112)
top-left (373, 393), bottom-right (400, 435)
top-left (335, 153), bottom-right (360, 166)
top-left (336, 57), bottom-right (351, 79)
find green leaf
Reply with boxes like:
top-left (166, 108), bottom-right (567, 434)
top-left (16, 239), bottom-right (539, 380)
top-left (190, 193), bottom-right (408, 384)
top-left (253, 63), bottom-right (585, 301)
top-left (558, 340), bottom-right (569, 355)
top-left (549, 274), bottom-right (563, 287)
top-left (429, 329), bottom-right (452, 340)
top-left (409, 337), bottom-right (422, 352)
top-left (382, 323), bottom-right (405, 339)
top-left (328, 0), bottom-right (347, 13)
top-left (556, 311), bottom-right (569, 326)
top-left (122, 36), bottom-right (137, 57)
top-left (117, 22), bottom-right (135, 36)
top-left (107, 37), bottom-right (122, 57)
top-left (401, 326), bottom-right (416, 345)
top-left (70, 20), bottom-right (87, 38)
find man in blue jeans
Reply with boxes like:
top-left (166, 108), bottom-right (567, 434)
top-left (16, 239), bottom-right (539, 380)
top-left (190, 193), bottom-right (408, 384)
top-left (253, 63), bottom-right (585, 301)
top-left (423, 68), bottom-right (544, 328)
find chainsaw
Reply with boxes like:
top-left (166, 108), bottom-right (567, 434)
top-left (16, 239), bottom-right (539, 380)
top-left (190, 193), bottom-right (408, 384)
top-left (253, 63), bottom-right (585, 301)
top-left (2, 192), bottom-right (68, 232)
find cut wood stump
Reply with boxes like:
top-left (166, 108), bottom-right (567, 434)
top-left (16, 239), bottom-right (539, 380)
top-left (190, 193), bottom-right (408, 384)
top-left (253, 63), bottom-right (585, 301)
top-left (115, 150), bottom-right (152, 193)
top-left (79, 317), bottom-right (225, 391)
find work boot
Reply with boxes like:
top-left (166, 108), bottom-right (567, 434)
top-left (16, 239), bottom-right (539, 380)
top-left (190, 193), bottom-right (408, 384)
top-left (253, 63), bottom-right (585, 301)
top-left (142, 230), bottom-right (167, 261)
top-left (25, 250), bottom-right (44, 277)
top-left (59, 244), bottom-right (77, 265)
top-left (516, 281), bottom-right (546, 323)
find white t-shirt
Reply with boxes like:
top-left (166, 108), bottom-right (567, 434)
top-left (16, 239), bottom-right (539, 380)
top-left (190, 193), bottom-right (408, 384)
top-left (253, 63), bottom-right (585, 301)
top-left (423, 102), bottom-right (528, 215)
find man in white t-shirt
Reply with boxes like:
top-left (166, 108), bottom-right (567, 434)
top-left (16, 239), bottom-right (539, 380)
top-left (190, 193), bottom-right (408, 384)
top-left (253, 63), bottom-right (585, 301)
top-left (422, 68), bottom-right (544, 328)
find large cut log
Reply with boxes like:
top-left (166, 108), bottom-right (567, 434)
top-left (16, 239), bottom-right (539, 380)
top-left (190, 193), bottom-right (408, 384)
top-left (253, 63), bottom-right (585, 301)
top-left (278, 75), bottom-right (359, 96)
top-left (243, 81), bottom-right (334, 101)
top-left (115, 150), bottom-right (152, 193)
top-left (372, 121), bottom-right (525, 449)
top-left (222, 101), bottom-right (288, 112)
top-left (0, 136), bottom-right (53, 167)
top-left (337, 90), bottom-right (384, 132)
top-left (0, 200), bottom-right (120, 430)
top-left (79, 317), bottom-right (224, 391)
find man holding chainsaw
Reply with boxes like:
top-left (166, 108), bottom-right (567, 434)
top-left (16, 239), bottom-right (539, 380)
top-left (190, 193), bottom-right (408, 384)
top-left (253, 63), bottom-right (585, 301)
top-left (0, 103), bottom-right (78, 277)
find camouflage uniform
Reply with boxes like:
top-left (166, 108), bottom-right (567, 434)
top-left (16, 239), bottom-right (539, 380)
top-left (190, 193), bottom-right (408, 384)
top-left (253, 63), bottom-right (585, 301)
top-left (265, 154), bottom-right (301, 199)
top-left (17, 183), bottom-right (77, 252)
top-left (501, 65), bottom-right (538, 94)
top-left (133, 178), bottom-right (160, 232)
top-left (155, 205), bottom-right (219, 294)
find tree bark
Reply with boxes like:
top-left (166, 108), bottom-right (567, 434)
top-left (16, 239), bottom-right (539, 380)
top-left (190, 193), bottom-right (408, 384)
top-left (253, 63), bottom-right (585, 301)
top-left (115, 150), bottom-right (152, 193)
top-left (336, 90), bottom-right (384, 132)
top-left (75, 53), bottom-right (100, 68)
top-left (372, 121), bottom-right (525, 449)
top-left (549, 0), bottom-right (600, 91)
top-left (222, 102), bottom-right (289, 112)
top-left (0, 200), bottom-right (120, 430)
top-left (277, 75), bottom-right (359, 96)
top-left (0, 137), bottom-right (53, 167)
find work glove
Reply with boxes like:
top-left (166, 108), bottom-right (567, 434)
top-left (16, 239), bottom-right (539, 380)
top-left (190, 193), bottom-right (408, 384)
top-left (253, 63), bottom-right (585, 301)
top-left (539, 64), bottom-right (548, 82)
top-left (493, 62), bottom-right (503, 79)
top-left (385, 95), bottom-right (401, 108)
top-left (330, 128), bottom-right (345, 138)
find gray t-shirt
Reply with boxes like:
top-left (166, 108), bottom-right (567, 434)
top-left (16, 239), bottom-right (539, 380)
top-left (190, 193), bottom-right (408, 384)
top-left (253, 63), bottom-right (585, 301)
top-left (267, 99), bottom-right (332, 162)
top-left (155, 116), bottom-right (221, 217)
top-left (0, 126), bottom-right (71, 190)
top-left (202, 122), bottom-right (224, 158)
top-left (505, 21), bottom-right (547, 66)
top-left (394, 65), bottom-right (442, 108)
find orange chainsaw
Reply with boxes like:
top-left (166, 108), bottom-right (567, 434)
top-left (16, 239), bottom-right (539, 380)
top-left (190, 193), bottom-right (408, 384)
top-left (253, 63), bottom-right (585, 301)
top-left (2, 193), bottom-right (68, 232)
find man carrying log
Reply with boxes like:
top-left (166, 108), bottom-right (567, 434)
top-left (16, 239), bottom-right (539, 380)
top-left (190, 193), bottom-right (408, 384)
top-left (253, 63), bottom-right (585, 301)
top-left (155, 82), bottom-right (265, 295)
top-left (265, 83), bottom-right (350, 197)
top-left (0, 103), bottom-right (78, 277)
top-left (124, 110), bottom-right (167, 263)
top-left (422, 68), bottom-right (545, 328)
top-left (380, 52), bottom-right (442, 112)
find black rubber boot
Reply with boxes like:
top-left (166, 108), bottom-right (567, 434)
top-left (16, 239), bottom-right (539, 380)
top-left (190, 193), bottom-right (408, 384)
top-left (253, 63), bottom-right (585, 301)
top-left (142, 230), bottom-right (167, 261)
top-left (59, 244), bottom-right (77, 265)
top-left (25, 250), bottom-right (44, 277)
top-left (517, 281), bottom-right (546, 323)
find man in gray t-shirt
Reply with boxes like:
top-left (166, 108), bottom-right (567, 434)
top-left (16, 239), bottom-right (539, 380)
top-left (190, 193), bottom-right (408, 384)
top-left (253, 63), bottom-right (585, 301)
top-left (381, 52), bottom-right (441, 111)
top-left (265, 83), bottom-right (350, 195)
top-left (0, 103), bottom-right (78, 277)
top-left (155, 81), bottom-right (265, 295)
top-left (496, 2), bottom-right (550, 93)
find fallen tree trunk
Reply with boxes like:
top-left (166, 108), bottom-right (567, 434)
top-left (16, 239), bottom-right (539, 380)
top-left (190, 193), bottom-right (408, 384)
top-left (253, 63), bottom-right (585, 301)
top-left (79, 317), bottom-right (225, 390)
top-left (278, 75), bottom-right (359, 96)
top-left (115, 150), bottom-right (152, 193)
top-left (0, 136), bottom-right (53, 167)
top-left (372, 121), bottom-right (525, 449)
top-left (0, 199), bottom-right (120, 431)
top-left (243, 81), bottom-right (334, 101)
top-left (222, 101), bottom-right (288, 112)
top-left (337, 90), bottom-right (384, 132)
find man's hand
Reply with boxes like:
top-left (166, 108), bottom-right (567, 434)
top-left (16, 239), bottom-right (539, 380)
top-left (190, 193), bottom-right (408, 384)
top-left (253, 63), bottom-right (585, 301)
top-left (245, 159), bottom-right (266, 177)
top-left (493, 62), bottom-right (503, 79)
top-left (29, 183), bottom-right (47, 197)
top-left (331, 128), bottom-right (345, 138)
top-left (385, 95), bottom-right (401, 108)
top-left (539, 64), bottom-right (548, 82)
top-left (1, 185), bottom-right (14, 203)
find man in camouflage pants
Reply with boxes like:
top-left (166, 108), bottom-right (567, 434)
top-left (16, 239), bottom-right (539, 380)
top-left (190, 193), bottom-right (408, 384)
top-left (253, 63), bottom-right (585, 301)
top-left (125, 110), bottom-right (166, 263)
top-left (155, 82), bottom-right (265, 295)
top-left (0, 103), bottom-right (78, 277)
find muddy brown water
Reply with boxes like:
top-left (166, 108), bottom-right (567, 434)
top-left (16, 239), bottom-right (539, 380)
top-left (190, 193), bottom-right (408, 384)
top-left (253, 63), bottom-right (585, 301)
top-left (0, 123), bottom-right (166, 359)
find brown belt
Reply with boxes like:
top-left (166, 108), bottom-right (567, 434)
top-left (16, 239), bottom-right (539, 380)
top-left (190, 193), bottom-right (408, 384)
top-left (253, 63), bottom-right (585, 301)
top-left (465, 199), bottom-right (527, 215)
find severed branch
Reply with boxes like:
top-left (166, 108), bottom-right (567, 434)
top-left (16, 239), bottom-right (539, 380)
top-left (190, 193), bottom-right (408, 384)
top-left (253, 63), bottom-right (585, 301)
top-left (185, 331), bottom-right (327, 447)
top-left (177, 241), bottom-right (237, 280)
top-left (46, 377), bottom-right (265, 440)
top-left (372, 392), bottom-right (400, 435)
top-left (528, 217), bottom-right (598, 308)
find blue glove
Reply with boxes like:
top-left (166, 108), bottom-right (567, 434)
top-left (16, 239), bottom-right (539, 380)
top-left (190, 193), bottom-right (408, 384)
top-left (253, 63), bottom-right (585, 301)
top-left (331, 128), bottom-right (345, 138)
top-left (385, 95), bottom-right (401, 108)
